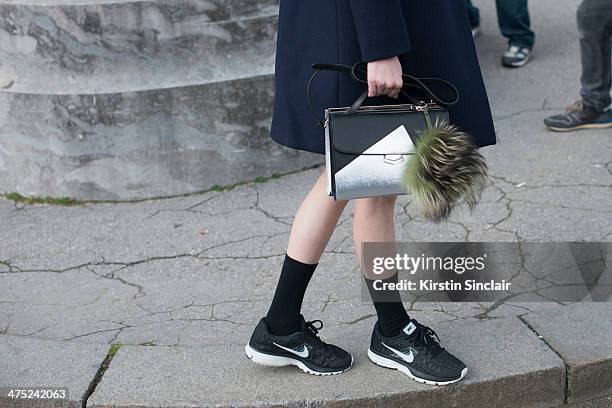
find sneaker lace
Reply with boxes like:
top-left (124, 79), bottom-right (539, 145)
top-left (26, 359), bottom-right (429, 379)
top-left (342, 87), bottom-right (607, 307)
top-left (305, 319), bottom-right (323, 336)
top-left (305, 319), bottom-right (339, 355)
top-left (304, 319), bottom-right (331, 349)
top-left (412, 322), bottom-right (445, 357)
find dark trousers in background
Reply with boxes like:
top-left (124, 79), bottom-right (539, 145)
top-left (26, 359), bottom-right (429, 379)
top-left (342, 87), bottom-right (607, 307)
top-left (465, 0), bottom-right (535, 47)
top-left (577, 0), bottom-right (612, 112)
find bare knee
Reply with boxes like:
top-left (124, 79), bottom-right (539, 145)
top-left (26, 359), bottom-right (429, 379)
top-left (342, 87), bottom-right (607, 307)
top-left (355, 195), bottom-right (398, 213)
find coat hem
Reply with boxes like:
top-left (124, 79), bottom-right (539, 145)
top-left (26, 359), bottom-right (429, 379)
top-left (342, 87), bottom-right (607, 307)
top-left (270, 133), bottom-right (325, 156)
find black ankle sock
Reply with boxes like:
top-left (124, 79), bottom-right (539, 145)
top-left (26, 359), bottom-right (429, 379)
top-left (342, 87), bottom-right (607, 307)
top-left (265, 254), bottom-right (317, 335)
top-left (365, 273), bottom-right (410, 337)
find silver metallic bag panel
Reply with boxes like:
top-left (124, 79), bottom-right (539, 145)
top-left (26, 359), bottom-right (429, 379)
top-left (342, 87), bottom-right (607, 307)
top-left (325, 104), bottom-right (449, 200)
top-left (328, 123), bottom-right (414, 200)
top-left (334, 154), bottom-right (409, 199)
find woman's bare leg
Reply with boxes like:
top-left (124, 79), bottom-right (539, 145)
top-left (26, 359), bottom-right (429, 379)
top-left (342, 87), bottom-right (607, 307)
top-left (353, 195), bottom-right (410, 337)
top-left (247, 168), bottom-right (354, 374)
top-left (287, 170), bottom-right (348, 264)
top-left (263, 168), bottom-right (348, 336)
top-left (352, 196), bottom-right (398, 260)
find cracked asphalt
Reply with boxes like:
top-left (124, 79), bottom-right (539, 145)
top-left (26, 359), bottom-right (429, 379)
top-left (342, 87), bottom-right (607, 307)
top-left (0, 0), bottom-right (610, 350)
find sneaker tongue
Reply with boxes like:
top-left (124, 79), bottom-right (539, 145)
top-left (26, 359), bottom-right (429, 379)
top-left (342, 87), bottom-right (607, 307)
top-left (402, 321), bottom-right (417, 336)
top-left (298, 315), bottom-right (307, 330)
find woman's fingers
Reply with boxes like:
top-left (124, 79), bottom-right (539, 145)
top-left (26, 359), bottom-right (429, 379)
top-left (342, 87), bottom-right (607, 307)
top-left (378, 83), bottom-right (402, 98)
top-left (390, 79), bottom-right (403, 98)
top-left (367, 57), bottom-right (404, 98)
top-left (368, 80), bottom-right (402, 98)
top-left (368, 81), bottom-right (379, 97)
top-left (369, 80), bottom-right (383, 97)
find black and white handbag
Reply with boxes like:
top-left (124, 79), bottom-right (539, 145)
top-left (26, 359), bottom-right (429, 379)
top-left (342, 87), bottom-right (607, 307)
top-left (307, 62), bottom-right (462, 201)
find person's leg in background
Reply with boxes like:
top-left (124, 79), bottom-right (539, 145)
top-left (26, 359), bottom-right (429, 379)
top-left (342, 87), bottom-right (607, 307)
top-left (578, 0), bottom-right (612, 113)
top-left (246, 169), bottom-right (353, 375)
top-left (465, 0), bottom-right (482, 37)
top-left (544, 0), bottom-right (612, 131)
top-left (496, 0), bottom-right (536, 67)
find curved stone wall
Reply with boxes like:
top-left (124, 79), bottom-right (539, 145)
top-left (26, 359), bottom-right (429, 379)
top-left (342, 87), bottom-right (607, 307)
top-left (0, 0), bottom-right (320, 200)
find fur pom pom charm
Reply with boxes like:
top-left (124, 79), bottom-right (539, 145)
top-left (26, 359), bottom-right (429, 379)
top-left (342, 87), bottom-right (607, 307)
top-left (403, 121), bottom-right (488, 223)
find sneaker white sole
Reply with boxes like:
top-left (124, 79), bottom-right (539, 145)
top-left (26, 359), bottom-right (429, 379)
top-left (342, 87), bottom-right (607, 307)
top-left (503, 53), bottom-right (531, 68)
top-left (368, 348), bottom-right (468, 386)
top-left (245, 344), bottom-right (352, 376)
top-left (546, 122), bottom-right (612, 132)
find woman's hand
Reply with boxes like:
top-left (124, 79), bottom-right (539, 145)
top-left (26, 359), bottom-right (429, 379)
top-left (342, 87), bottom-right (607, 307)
top-left (367, 56), bottom-right (403, 98)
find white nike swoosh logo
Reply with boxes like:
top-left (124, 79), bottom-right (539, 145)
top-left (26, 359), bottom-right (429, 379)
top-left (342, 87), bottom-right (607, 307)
top-left (273, 342), bottom-right (309, 358)
top-left (382, 343), bottom-right (414, 363)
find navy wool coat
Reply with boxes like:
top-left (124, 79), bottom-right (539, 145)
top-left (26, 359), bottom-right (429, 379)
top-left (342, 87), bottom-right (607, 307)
top-left (270, 0), bottom-right (497, 154)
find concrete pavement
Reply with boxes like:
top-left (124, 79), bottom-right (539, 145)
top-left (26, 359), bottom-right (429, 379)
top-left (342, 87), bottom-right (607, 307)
top-left (1, 0), bottom-right (611, 407)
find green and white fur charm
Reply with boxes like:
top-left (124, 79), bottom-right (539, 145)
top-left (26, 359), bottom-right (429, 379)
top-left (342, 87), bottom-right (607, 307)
top-left (403, 120), bottom-right (488, 223)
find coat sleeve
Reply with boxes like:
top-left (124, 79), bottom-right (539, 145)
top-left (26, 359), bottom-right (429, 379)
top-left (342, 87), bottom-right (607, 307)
top-left (349, 0), bottom-right (412, 62)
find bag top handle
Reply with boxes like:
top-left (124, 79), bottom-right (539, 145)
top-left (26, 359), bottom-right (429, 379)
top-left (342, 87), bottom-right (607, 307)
top-left (307, 62), bottom-right (460, 124)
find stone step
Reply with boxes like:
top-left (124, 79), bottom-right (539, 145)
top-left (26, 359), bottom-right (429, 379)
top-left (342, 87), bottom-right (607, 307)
top-left (86, 318), bottom-right (567, 408)
top-left (523, 303), bottom-right (612, 405)
top-left (0, 73), bottom-right (321, 201)
top-left (0, 1), bottom-right (292, 200)
top-left (0, 0), bottom-right (278, 24)
top-left (0, 335), bottom-right (109, 408)
top-left (2, 308), bottom-right (611, 407)
top-left (0, 1), bottom-right (290, 200)
top-left (0, 4), bottom-right (277, 93)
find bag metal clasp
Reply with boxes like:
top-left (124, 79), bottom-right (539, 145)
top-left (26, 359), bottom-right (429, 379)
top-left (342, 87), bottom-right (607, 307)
top-left (383, 154), bottom-right (405, 165)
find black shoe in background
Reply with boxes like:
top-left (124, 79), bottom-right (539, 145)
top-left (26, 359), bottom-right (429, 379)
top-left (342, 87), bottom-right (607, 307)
top-left (544, 100), bottom-right (612, 132)
top-left (245, 316), bottom-right (352, 375)
top-left (368, 319), bottom-right (468, 385)
top-left (502, 44), bottom-right (532, 68)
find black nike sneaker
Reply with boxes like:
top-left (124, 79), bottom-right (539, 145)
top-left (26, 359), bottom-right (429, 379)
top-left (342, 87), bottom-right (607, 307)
top-left (368, 319), bottom-right (468, 385)
top-left (245, 316), bottom-right (352, 376)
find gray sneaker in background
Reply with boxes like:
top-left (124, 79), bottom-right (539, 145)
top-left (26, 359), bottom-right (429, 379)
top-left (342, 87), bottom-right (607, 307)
top-left (544, 100), bottom-right (612, 132)
top-left (502, 44), bottom-right (533, 68)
